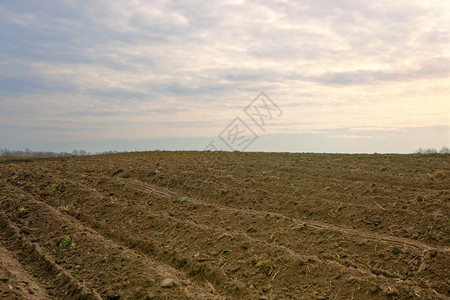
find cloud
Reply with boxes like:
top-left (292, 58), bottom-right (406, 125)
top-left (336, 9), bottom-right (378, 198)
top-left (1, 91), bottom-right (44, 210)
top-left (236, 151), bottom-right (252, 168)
top-left (328, 135), bottom-right (377, 139)
top-left (295, 57), bottom-right (450, 85)
top-left (0, 0), bottom-right (449, 151)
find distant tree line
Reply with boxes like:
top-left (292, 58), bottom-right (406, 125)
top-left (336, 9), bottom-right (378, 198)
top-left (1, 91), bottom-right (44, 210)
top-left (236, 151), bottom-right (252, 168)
top-left (0, 148), bottom-right (91, 158)
top-left (1, 147), bottom-right (448, 157)
top-left (415, 146), bottom-right (450, 154)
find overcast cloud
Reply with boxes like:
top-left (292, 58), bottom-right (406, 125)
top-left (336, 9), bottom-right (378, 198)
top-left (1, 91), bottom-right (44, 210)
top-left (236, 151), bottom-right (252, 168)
top-left (0, 0), bottom-right (449, 152)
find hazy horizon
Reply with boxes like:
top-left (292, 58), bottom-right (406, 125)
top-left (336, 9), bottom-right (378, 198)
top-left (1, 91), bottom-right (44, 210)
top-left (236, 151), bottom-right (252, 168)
top-left (3, 125), bottom-right (449, 155)
top-left (1, 0), bottom-right (449, 153)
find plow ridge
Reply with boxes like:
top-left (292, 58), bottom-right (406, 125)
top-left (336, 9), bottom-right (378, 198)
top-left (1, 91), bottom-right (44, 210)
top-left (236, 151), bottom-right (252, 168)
top-left (125, 178), bottom-right (448, 253)
top-left (0, 212), bottom-right (102, 300)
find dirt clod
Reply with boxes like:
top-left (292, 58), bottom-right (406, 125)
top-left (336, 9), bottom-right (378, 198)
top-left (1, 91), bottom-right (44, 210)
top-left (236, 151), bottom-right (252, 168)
top-left (160, 278), bottom-right (174, 288)
top-left (385, 286), bottom-right (399, 296)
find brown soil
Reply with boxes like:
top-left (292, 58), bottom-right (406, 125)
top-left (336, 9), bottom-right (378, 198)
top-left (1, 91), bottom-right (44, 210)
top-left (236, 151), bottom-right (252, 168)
top-left (0, 152), bottom-right (449, 299)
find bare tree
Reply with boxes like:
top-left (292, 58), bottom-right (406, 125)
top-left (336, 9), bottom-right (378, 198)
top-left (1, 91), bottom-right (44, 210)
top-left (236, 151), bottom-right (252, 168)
top-left (440, 146), bottom-right (450, 154)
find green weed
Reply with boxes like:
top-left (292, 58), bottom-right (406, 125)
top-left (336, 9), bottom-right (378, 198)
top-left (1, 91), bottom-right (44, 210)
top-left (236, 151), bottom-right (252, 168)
top-left (421, 275), bottom-right (431, 287)
top-left (59, 204), bottom-right (74, 212)
top-left (176, 196), bottom-right (190, 204)
top-left (59, 236), bottom-right (72, 249)
top-left (218, 188), bottom-right (228, 194)
top-left (170, 196), bottom-right (190, 210)
top-left (255, 260), bottom-right (276, 276)
top-left (50, 184), bottom-right (58, 194)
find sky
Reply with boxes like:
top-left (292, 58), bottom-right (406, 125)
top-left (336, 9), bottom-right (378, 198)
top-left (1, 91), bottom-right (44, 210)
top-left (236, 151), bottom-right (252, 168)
top-left (0, 0), bottom-right (449, 153)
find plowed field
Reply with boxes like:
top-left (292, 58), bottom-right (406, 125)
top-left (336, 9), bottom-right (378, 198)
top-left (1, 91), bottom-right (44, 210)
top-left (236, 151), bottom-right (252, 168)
top-left (0, 152), bottom-right (449, 299)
